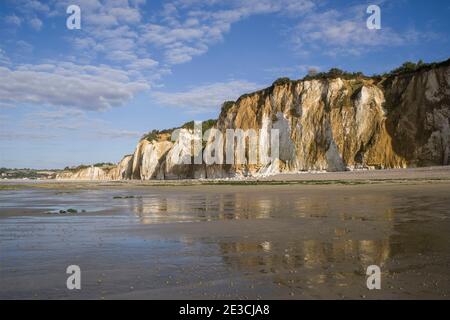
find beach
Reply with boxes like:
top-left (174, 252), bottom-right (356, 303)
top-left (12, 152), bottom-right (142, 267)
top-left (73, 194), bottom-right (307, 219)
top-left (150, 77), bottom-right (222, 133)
top-left (1, 167), bottom-right (450, 299)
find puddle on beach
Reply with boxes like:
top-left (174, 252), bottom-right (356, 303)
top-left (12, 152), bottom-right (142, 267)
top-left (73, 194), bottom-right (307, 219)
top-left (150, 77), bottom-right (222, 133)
top-left (0, 184), bottom-right (449, 299)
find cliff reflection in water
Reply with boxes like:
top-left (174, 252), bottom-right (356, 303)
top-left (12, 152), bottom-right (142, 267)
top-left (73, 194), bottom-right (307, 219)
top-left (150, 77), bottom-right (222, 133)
top-left (128, 188), bottom-right (397, 224)
top-left (129, 189), bottom-right (394, 270)
top-left (218, 238), bottom-right (391, 290)
top-left (130, 192), bottom-right (280, 223)
top-left (124, 186), bottom-right (450, 294)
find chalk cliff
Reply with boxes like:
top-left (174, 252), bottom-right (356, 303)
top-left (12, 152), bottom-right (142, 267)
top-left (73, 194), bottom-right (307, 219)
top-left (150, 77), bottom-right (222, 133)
top-left (57, 60), bottom-right (450, 180)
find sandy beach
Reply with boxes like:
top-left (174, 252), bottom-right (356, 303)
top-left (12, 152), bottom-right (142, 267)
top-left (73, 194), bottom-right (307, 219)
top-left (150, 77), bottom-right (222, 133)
top-left (1, 167), bottom-right (450, 299)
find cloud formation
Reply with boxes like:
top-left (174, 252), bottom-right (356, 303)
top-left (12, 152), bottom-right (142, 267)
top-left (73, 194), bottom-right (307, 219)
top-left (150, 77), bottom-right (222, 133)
top-left (0, 49), bottom-right (11, 66)
top-left (29, 17), bottom-right (43, 30)
top-left (0, 62), bottom-right (149, 111)
top-left (0, 0), bottom-right (438, 117)
top-left (140, 0), bottom-right (316, 64)
top-left (291, 4), bottom-right (433, 56)
top-left (152, 80), bottom-right (261, 113)
top-left (4, 14), bottom-right (22, 27)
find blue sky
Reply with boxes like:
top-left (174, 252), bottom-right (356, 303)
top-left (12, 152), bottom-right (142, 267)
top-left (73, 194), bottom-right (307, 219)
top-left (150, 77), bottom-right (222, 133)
top-left (0, 0), bottom-right (449, 169)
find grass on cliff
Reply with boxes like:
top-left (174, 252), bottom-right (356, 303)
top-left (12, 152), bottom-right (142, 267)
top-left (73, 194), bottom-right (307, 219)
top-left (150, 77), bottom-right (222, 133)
top-left (302, 68), bottom-right (365, 81)
top-left (180, 119), bottom-right (217, 132)
top-left (141, 119), bottom-right (218, 143)
top-left (378, 58), bottom-right (450, 78)
top-left (219, 101), bottom-right (235, 117)
top-left (63, 162), bottom-right (115, 172)
top-left (64, 164), bottom-right (90, 171)
top-left (300, 58), bottom-right (450, 82)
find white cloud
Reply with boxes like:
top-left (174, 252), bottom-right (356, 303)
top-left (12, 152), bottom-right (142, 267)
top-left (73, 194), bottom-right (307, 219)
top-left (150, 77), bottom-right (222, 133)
top-left (0, 49), bottom-right (11, 66)
top-left (50, 1), bottom-right (163, 79)
top-left (106, 50), bottom-right (138, 62)
top-left (19, 0), bottom-right (50, 14)
top-left (108, 6), bottom-right (141, 24)
top-left (140, 0), bottom-right (316, 65)
top-left (152, 80), bottom-right (261, 113)
top-left (18, 106), bottom-right (142, 140)
top-left (29, 17), bottom-right (43, 30)
top-left (0, 102), bottom-right (15, 109)
top-left (0, 132), bottom-right (57, 141)
top-left (2, 1), bottom-right (49, 32)
top-left (72, 37), bottom-right (102, 51)
top-left (290, 5), bottom-right (429, 56)
top-left (95, 129), bottom-right (142, 139)
top-left (16, 40), bottom-right (34, 54)
top-left (126, 58), bottom-right (159, 70)
top-left (85, 13), bottom-right (118, 28)
top-left (264, 64), bottom-right (322, 78)
top-left (29, 108), bottom-right (85, 120)
top-left (1, 0), bottom-right (436, 115)
top-left (166, 43), bottom-right (209, 64)
top-left (4, 15), bottom-right (22, 27)
top-left (0, 62), bottom-right (150, 111)
top-left (23, 108), bottom-right (87, 130)
top-left (1, 0), bottom-right (313, 76)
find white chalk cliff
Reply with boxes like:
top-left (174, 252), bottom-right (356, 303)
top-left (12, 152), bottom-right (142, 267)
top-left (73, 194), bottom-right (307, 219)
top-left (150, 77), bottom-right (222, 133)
top-left (57, 60), bottom-right (450, 180)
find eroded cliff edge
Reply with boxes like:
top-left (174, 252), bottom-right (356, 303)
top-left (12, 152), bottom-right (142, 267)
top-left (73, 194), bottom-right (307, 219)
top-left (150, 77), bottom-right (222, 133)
top-left (57, 60), bottom-right (450, 180)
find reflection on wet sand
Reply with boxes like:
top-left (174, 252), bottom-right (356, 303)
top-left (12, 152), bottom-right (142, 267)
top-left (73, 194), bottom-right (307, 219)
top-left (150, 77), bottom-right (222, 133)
top-left (131, 192), bottom-right (276, 223)
top-left (131, 188), bottom-right (398, 223)
top-left (1, 183), bottom-right (449, 298)
top-left (127, 185), bottom-right (449, 297)
top-left (218, 238), bottom-right (391, 291)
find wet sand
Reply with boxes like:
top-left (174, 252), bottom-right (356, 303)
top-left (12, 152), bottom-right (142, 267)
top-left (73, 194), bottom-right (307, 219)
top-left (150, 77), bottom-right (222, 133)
top-left (1, 170), bottom-right (450, 299)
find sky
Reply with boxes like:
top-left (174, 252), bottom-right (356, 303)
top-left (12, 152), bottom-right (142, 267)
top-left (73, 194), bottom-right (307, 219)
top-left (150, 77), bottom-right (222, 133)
top-left (0, 0), bottom-right (449, 169)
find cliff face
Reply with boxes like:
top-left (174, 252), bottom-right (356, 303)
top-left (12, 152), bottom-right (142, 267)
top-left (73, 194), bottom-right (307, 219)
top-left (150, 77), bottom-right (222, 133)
top-left (57, 63), bottom-right (450, 180)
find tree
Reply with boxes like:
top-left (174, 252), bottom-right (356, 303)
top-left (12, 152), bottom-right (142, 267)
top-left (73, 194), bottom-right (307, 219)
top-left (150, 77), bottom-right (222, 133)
top-left (307, 67), bottom-right (318, 77)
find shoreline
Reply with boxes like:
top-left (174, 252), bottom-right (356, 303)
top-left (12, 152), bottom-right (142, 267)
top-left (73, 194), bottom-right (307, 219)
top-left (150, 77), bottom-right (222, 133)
top-left (1, 166), bottom-right (450, 189)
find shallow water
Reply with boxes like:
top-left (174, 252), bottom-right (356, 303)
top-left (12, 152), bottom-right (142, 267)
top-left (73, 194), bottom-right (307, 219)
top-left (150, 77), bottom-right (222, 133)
top-left (1, 183), bottom-right (449, 299)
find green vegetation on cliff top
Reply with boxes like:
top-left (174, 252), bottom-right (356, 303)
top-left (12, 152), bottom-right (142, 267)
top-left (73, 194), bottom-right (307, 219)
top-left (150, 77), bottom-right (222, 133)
top-left (141, 119), bottom-right (217, 142)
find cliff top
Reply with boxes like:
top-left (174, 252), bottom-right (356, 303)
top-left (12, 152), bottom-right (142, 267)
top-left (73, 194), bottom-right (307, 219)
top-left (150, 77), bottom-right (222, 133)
top-left (140, 58), bottom-right (449, 144)
top-left (141, 119), bottom-right (218, 143)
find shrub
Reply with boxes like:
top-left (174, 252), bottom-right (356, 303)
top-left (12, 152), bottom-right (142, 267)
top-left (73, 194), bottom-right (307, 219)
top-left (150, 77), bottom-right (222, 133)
top-left (307, 67), bottom-right (319, 77)
top-left (142, 119), bottom-right (218, 143)
top-left (142, 129), bottom-right (162, 142)
top-left (220, 101), bottom-right (235, 116)
top-left (65, 164), bottom-right (89, 171)
top-left (181, 121), bottom-right (194, 130)
top-left (93, 162), bottom-right (114, 167)
top-left (303, 68), bottom-right (366, 81)
top-left (391, 61), bottom-right (418, 74)
top-left (202, 119), bottom-right (217, 132)
top-left (272, 77), bottom-right (291, 86)
top-left (181, 119), bottom-right (217, 132)
top-left (375, 58), bottom-right (450, 79)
